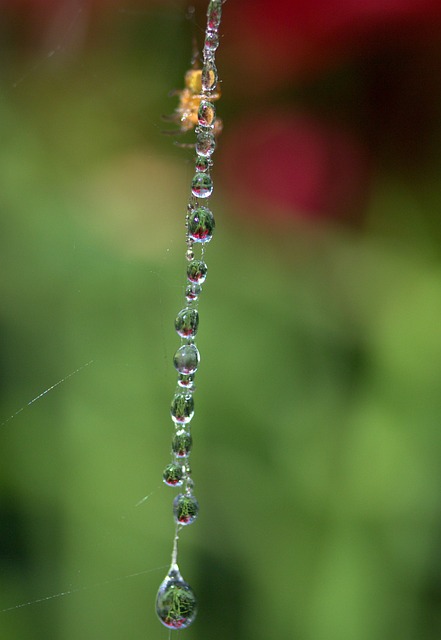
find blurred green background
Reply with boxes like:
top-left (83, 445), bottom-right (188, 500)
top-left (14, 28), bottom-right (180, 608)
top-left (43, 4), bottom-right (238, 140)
top-left (1, 1), bottom-right (441, 639)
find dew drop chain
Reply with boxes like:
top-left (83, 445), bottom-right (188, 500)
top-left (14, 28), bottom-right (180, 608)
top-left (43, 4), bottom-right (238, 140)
top-left (155, 0), bottom-right (224, 631)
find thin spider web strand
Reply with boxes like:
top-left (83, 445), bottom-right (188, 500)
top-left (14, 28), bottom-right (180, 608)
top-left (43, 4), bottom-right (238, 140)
top-left (0, 360), bottom-right (94, 428)
top-left (0, 565), bottom-right (168, 613)
top-left (12, 3), bottom-right (85, 89)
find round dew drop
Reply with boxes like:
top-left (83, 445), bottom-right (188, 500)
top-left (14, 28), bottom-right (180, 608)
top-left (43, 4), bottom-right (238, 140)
top-left (188, 206), bottom-right (215, 243)
top-left (156, 566), bottom-right (198, 629)
top-left (198, 100), bottom-right (216, 127)
top-left (173, 344), bottom-right (200, 375)
top-left (187, 260), bottom-right (208, 285)
top-left (162, 462), bottom-right (184, 487)
top-left (191, 173), bottom-right (213, 198)
top-left (195, 155), bottom-right (211, 172)
top-left (173, 493), bottom-right (199, 525)
top-left (185, 283), bottom-right (202, 301)
top-left (175, 307), bottom-right (199, 338)
top-left (172, 429), bottom-right (193, 457)
top-left (196, 131), bottom-right (216, 157)
top-left (171, 393), bottom-right (194, 425)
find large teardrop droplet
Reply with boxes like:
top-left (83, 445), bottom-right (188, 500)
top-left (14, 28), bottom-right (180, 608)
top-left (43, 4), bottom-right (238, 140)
top-left (173, 344), bottom-right (200, 375)
top-left (188, 206), bottom-right (215, 243)
top-left (156, 565), bottom-right (198, 629)
top-left (175, 308), bottom-right (199, 338)
top-left (173, 493), bottom-right (199, 525)
top-left (171, 393), bottom-right (194, 425)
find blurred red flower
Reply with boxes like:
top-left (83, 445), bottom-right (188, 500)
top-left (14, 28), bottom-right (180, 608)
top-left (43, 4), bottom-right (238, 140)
top-left (5, 0), bottom-right (441, 224)
top-left (218, 0), bottom-right (441, 222)
top-left (223, 0), bottom-right (441, 86)
top-left (220, 112), bottom-right (370, 222)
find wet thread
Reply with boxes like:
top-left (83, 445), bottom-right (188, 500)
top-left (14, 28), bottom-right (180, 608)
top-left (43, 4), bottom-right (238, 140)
top-left (155, 0), bottom-right (225, 630)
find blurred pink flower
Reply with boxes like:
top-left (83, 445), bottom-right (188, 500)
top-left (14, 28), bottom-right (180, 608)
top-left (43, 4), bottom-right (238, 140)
top-left (218, 0), bottom-right (441, 223)
top-left (220, 112), bottom-right (370, 222)
top-left (223, 0), bottom-right (441, 88)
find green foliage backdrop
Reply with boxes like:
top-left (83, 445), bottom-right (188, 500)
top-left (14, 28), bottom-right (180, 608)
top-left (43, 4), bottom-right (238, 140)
top-left (1, 3), bottom-right (441, 640)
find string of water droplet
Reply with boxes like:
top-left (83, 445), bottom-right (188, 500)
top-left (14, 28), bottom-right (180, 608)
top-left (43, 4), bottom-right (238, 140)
top-left (155, 0), bottom-right (224, 631)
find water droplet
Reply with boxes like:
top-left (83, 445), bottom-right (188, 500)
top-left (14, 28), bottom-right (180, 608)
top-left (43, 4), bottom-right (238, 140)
top-left (185, 248), bottom-right (195, 261)
top-left (201, 60), bottom-right (218, 92)
top-left (178, 374), bottom-right (196, 390)
top-left (172, 429), bottom-right (193, 457)
top-left (175, 308), bottom-right (199, 338)
top-left (187, 260), bottom-right (208, 285)
top-left (196, 131), bottom-right (216, 157)
top-left (188, 206), bottom-right (215, 243)
top-left (162, 462), bottom-right (184, 486)
top-left (171, 393), bottom-right (194, 424)
top-left (204, 30), bottom-right (219, 52)
top-left (173, 344), bottom-right (200, 375)
top-left (156, 565), bottom-right (198, 629)
top-left (173, 493), bottom-right (199, 525)
top-left (191, 173), bottom-right (213, 198)
top-left (198, 100), bottom-right (216, 127)
top-left (185, 283), bottom-right (202, 301)
top-left (195, 155), bottom-right (211, 172)
top-left (207, 0), bottom-right (222, 31)
top-left (184, 475), bottom-right (195, 493)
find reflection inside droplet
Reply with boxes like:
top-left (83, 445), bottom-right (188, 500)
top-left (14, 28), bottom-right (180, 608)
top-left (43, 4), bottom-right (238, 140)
top-left (156, 565), bottom-right (198, 629)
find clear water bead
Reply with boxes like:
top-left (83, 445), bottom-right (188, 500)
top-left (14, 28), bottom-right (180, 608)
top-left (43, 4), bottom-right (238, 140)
top-left (185, 248), bottom-right (194, 261)
top-left (204, 30), bottom-right (219, 52)
top-left (191, 173), bottom-right (213, 198)
top-left (187, 260), bottom-right (208, 284)
top-left (172, 429), bottom-right (193, 457)
top-left (175, 308), bottom-right (199, 338)
top-left (195, 155), bottom-right (211, 172)
top-left (178, 374), bottom-right (195, 390)
top-left (198, 101), bottom-right (216, 127)
top-left (184, 475), bottom-right (195, 493)
top-left (188, 206), bottom-right (215, 243)
top-left (173, 344), bottom-right (200, 375)
top-left (207, 0), bottom-right (222, 30)
top-left (173, 493), bottom-right (199, 525)
top-left (162, 462), bottom-right (183, 487)
top-left (156, 565), bottom-right (198, 629)
top-left (196, 131), bottom-right (216, 157)
top-left (201, 60), bottom-right (218, 92)
top-left (171, 393), bottom-right (194, 424)
top-left (185, 283), bottom-right (202, 301)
